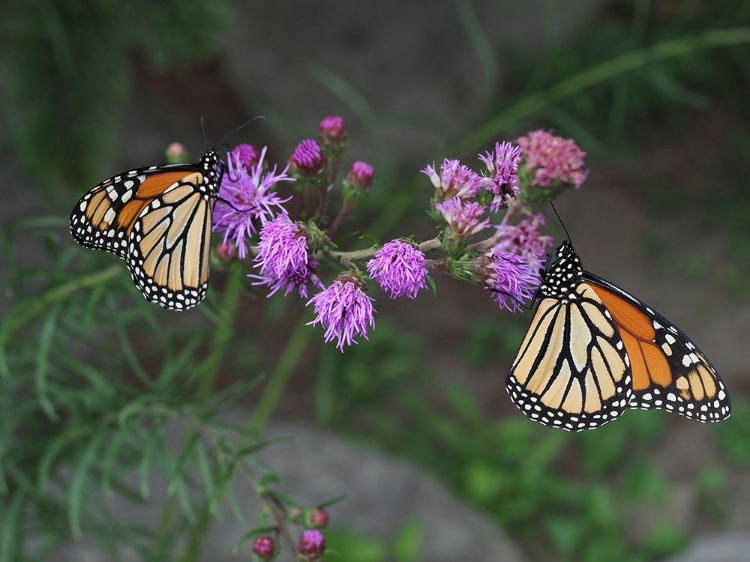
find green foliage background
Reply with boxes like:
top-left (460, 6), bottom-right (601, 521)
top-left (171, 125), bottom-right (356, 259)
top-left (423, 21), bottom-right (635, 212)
top-left (1, 1), bottom-right (750, 561)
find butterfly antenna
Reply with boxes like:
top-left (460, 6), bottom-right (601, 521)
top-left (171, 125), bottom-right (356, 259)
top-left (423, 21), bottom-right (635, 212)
top-left (200, 117), bottom-right (208, 150)
top-left (549, 202), bottom-right (572, 244)
top-left (217, 115), bottom-right (266, 147)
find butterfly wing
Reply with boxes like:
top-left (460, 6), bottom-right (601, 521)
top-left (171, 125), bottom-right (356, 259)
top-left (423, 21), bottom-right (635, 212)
top-left (70, 157), bottom-right (220, 310)
top-left (584, 273), bottom-right (731, 423)
top-left (127, 178), bottom-right (215, 310)
top-left (70, 163), bottom-right (205, 259)
top-left (507, 281), bottom-right (633, 431)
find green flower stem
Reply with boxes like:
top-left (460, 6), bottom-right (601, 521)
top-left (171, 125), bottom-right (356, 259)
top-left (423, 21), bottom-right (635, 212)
top-left (195, 262), bottom-right (244, 400)
top-left (323, 237), bottom-right (442, 263)
top-left (368, 26), bottom-right (750, 238)
top-left (247, 319), bottom-right (312, 434)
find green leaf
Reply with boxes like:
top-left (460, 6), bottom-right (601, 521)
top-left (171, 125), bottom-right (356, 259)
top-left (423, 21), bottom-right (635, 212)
top-left (34, 303), bottom-right (61, 421)
top-left (392, 519), bottom-right (422, 562)
top-left (69, 430), bottom-right (106, 536)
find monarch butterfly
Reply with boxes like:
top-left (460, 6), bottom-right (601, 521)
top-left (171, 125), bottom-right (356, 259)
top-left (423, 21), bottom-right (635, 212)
top-left (69, 148), bottom-right (224, 310)
top-left (507, 239), bottom-right (731, 431)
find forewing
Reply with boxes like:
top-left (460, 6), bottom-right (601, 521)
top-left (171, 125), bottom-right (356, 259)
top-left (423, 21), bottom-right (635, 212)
top-left (506, 282), bottom-right (633, 431)
top-left (70, 164), bottom-right (202, 259)
top-left (586, 274), bottom-right (731, 423)
top-left (126, 179), bottom-right (214, 310)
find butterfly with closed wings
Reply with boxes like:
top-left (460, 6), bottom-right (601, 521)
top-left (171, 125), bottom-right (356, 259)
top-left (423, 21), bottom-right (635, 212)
top-left (70, 148), bottom-right (224, 311)
top-left (507, 239), bottom-right (731, 431)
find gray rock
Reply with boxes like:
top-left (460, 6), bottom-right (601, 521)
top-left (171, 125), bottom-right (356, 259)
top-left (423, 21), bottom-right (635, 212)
top-left (664, 533), bottom-right (750, 562)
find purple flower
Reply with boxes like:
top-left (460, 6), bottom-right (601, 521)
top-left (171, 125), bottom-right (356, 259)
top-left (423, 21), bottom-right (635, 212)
top-left (478, 251), bottom-right (540, 313)
top-left (231, 143), bottom-right (260, 170)
top-left (291, 139), bottom-right (326, 176)
top-left (252, 536), bottom-right (276, 559)
top-left (307, 274), bottom-right (376, 351)
top-left (212, 146), bottom-right (294, 259)
top-left (494, 214), bottom-right (553, 261)
top-left (479, 141), bottom-right (522, 211)
top-left (251, 216), bottom-right (322, 297)
top-left (366, 240), bottom-right (428, 299)
top-left (422, 159), bottom-right (483, 201)
top-left (319, 115), bottom-right (347, 145)
top-left (298, 529), bottom-right (326, 559)
top-left (517, 130), bottom-right (589, 189)
top-left (435, 198), bottom-right (489, 237)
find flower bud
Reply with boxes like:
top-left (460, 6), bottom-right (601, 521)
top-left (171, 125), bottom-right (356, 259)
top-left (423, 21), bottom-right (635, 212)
top-left (319, 115), bottom-right (347, 146)
top-left (165, 142), bottom-right (189, 164)
top-left (306, 508), bottom-right (330, 529)
top-left (291, 139), bottom-right (326, 177)
top-left (215, 241), bottom-right (236, 261)
top-left (231, 143), bottom-right (260, 170)
top-left (342, 161), bottom-right (374, 202)
top-left (298, 529), bottom-right (325, 560)
top-left (252, 535), bottom-right (276, 559)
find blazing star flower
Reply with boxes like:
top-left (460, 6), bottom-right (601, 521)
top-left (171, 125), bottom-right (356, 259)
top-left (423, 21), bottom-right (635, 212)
top-left (422, 159), bottom-right (483, 201)
top-left (231, 143), bottom-right (260, 170)
top-left (479, 141), bottom-right (522, 211)
top-left (212, 146), bottom-right (294, 259)
top-left (435, 198), bottom-right (489, 237)
top-left (291, 139), bottom-right (326, 176)
top-left (478, 251), bottom-right (540, 313)
top-left (307, 274), bottom-right (376, 351)
top-left (517, 130), bottom-right (589, 189)
top-left (298, 529), bottom-right (326, 559)
top-left (494, 214), bottom-right (554, 261)
top-left (366, 240), bottom-right (428, 299)
top-left (251, 215), bottom-right (322, 297)
top-left (319, 115), bottom-right (347, 145)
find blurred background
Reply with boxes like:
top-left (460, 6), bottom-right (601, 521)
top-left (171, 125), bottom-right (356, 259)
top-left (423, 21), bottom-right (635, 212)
top-left (2, 1), bottom-right (750, 561)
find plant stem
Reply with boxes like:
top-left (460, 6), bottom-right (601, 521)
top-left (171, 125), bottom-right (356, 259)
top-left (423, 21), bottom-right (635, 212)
top-left (247, 319), bottom-right (312, 434)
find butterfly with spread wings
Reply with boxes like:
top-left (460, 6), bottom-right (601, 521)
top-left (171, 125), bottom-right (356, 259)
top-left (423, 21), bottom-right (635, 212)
top-left (69, 149), bottom-right (224, 311)
top-left (507, 240), bottom-right (731, 431)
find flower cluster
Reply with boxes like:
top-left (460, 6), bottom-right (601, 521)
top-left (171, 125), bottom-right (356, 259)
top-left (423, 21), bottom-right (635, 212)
top-left (210, 116), bottom-right (587, 350)
top-left (366, 240), bottom-right (428, 299)
top-left (517, 129), bottom-right (588, 189)
top-left (251, 215), bottom-right (322, 297)
top-left (212, 145), bottom-right (293, 259)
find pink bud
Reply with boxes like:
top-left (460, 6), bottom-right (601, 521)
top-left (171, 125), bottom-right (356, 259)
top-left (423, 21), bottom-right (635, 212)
top-left (307, 508), bottom-right (329, 529)
top-left (291, 139), bottom-right (326, 176)
top-left (345, 161), bottom-right (374, 191)
top-left (231, 143), bottom-right (260, 170)
top-left (319, 115), bottom-right (347, 146)
top-left (252, 535), bottom-right (276, 559)
top-left (165, 142), bottom-right (188, 164)
top-left (298, 529), bottom-right (325, 559)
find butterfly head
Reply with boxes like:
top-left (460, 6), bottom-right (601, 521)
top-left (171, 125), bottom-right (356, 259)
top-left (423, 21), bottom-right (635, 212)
top-left (539, 240), bottom-right (584, 300)
top-left (199, 149), bottom-right (225, 190)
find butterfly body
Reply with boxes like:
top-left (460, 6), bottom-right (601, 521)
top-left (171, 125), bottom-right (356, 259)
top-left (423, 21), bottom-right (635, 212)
top-left (70, 150), bottom-right (223, 310)
top-left (507, 240), bottom-right (730, 431)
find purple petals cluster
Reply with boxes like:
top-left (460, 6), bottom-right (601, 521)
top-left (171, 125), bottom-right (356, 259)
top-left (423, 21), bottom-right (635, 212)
top-left (252, 215), bottom-right (321, 297)
top-left (479, 141), bottom-right (522, 210)
top-left (232, 143), bottom-right (260, 170)
top-left (307, 274), bottom-right (376, 351)
top-left (479, 251), bottom-right (540, 313)
top-left (435, 198), bottom-right (489, 237)
top-left (292, 139), bottom-right (326, 176)
top-left (517, 130), bottom-right (589, 189)
top-left (212, 146), bottom-right (294, 259)
top-left (422, 159), bottom-right (483, 201)
top-left (345, 161), bottom-right (374, 191)
top-left (494, 213), bottom-right (553, 264)
top-left (366, 240), bottom-right (428, 299)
